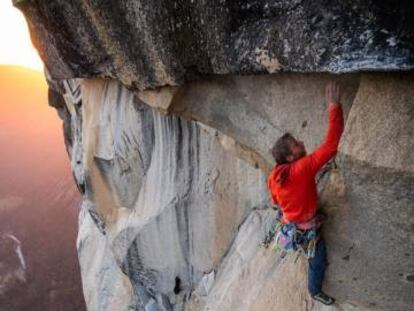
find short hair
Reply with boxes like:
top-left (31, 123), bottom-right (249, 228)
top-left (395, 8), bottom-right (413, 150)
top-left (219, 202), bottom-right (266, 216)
top-left (271, 133), bottom-right (293, 165)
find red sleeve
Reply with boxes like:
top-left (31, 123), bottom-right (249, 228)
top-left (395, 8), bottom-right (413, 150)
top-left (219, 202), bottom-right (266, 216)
top-left (297, 103), bottom-right (344, 175)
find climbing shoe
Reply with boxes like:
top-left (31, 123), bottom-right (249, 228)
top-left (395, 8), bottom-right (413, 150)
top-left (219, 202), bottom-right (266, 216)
top-left (312, 291), bottom-right (335, 305)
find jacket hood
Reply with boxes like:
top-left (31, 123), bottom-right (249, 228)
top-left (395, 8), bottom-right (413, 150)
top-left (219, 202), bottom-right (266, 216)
top-left (273, 164), bottom-right (291, 185)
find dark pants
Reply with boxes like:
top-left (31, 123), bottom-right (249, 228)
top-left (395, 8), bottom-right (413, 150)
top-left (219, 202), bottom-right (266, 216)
top-left (308, 238), bottom-right (327, 296)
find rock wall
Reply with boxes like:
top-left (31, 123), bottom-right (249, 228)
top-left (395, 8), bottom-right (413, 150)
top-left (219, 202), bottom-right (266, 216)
top-left (14, 0), bottom-right (414, 89)
top-left (57, 77), bottom-right (266, 310)
top-left (14, 1), bottom-right (414, 310)
top-left (47, 72), bottom-right (413, 311)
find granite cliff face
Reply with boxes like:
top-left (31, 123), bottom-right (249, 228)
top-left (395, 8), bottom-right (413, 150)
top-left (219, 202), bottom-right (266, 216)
top-left (15, 1), bottom-right (414, 311)
top-left (15, 0), bottom-right (414, 89)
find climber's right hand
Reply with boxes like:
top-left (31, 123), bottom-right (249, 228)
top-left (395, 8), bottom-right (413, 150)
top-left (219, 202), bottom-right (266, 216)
top-left (325, 82), bottom-right (340, 105)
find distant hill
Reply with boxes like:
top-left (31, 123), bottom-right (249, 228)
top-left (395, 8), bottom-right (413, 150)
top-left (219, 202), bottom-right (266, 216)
top-left (0, 65), bottom-right (85, 311)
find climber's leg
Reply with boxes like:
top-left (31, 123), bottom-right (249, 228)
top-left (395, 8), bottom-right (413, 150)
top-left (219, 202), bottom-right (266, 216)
top-left (308, 239), bottom-right (335, 305)
top-left (308, 238), bottom-right (326, 296)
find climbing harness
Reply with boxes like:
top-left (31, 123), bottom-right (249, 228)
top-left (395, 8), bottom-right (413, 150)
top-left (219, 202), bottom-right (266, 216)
top-left (261, 207), bottom-right (322, 258)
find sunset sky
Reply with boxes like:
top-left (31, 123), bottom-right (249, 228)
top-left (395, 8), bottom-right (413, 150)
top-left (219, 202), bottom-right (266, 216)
top-left (0, 64), bottom-right (85, 309)
top-left (0, 2), bottom-right (85, 309)
top-left (0, 0), bottom-right (43, 71)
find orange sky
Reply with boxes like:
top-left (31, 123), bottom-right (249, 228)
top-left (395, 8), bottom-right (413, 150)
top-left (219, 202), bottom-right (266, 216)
top-left (0, 65), bottom-right (85, 310)
top-left (0, 0), bottom-right (43, 71)
top-left (0, 3), bottom-right (85, 308)
top-left (0, 2), bottom-right (73, 193)
top-left (0, 65), bottom-right (70, 194)
top-left (0, 1), bottom-right (70, 194)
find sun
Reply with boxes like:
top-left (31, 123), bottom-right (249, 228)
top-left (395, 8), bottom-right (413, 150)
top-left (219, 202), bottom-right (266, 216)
top-left (0, 0), bottom-right (43, 71)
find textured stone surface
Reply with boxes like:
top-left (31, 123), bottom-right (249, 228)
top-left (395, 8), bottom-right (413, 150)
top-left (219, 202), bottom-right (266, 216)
top-left (14, 0), bottom-right (414, 90)
top-left (77, 202), bottom-right (136, 311)
top-left (322, 157), bottom-right (414, 311)
top-left (186, 209), bottom-right (374, 311)
top-left (169, 73), bottom-right (360, 167)
top-left (57, 78), bottom-right (267, 310)
top-left (320, 73), bottom-right (414, 310)
top-left (340, 73), bottom-right (414, 172)
top-left (47, 71), bottom-right (413, 311)
top-left (173, 72), bottom-right (413, 311)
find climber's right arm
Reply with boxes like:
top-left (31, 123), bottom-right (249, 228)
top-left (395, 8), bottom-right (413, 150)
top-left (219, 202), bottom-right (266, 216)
top-left (299, 83), bottom-right (344, 175)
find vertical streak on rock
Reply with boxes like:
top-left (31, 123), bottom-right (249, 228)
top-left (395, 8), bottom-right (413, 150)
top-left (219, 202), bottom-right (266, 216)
top-left (81, 80), bottom-right (118, 226)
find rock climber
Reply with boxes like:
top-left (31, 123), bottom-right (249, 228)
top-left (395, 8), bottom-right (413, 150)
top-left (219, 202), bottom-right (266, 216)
top-left (267, 82), bottom-right (344, 305)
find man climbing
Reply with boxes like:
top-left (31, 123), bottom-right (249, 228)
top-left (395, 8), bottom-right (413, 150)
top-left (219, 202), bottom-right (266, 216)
top-left (267, 82), bottom-right (344, 305)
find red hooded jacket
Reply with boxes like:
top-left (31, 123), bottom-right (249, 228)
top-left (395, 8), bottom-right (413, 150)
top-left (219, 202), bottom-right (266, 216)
top-left (267, 103), bottom-right (344, 223)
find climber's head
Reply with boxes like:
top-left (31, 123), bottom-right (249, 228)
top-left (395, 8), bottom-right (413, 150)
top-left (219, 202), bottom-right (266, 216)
top-left (271, 133), bottom-right (306, 165)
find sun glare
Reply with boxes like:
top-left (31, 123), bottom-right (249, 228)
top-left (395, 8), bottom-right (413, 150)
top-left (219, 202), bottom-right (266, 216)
top-left (0, 0), bottom-right (43, 71)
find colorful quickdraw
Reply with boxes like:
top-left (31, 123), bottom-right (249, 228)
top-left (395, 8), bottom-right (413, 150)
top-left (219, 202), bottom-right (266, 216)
top-left (261, 208), bottom-right (319, 258)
